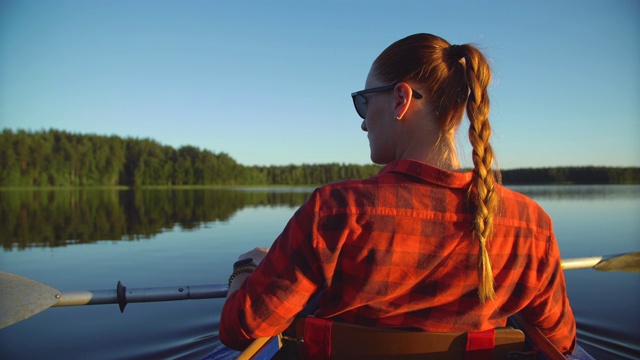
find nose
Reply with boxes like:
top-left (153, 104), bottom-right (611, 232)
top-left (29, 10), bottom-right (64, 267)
top-left (361, 120), bottom-right (368, 132)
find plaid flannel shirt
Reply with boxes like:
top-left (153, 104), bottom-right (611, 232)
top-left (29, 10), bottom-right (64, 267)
top-left (220, 159), bottom-right (576, 353)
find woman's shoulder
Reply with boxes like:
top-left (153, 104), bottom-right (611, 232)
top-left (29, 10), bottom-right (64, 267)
top-left (315, 174), bottom-right (382, 192)
top-left (306, 177), bottom-right (384, 209)
top-left (498, 184), bottom-right (537, 202)
top-left (496, 184), bottom-right (553, 230)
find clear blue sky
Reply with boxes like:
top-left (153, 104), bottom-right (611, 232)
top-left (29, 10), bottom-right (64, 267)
top-left (1, 0), bottom-right (638, 169)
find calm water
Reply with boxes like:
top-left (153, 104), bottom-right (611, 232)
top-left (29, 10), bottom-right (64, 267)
top-left (0, 185), bottom-right (638, 359)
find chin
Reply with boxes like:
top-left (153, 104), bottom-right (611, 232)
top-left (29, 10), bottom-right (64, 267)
top-left (370, 154), bottom-right (390, 165)
top-left (369, 146), bottom-right (391, 165)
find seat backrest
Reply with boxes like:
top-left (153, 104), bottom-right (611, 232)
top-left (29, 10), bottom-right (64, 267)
top-left (294, 317), bottom-right (526, 360)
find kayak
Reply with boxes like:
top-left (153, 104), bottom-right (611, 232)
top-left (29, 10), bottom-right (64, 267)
top-left (205, 314), bottom-right (595, 360)
top-left (198, 253), bottom-right (640, 360)
top-left (206, 330), bottom-right (595, 360)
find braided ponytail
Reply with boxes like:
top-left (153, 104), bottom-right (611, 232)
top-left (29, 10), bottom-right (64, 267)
top-left (373, 34), bottom-right (501, 302)
top-left (457, 45), bottom-right (500, 302)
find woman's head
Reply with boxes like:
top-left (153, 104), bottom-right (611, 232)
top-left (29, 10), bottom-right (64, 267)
top-left (371, 33), bottom-right (492, 152)
top-left (353, 78), bottom-right (426, 165)
top-left (365, 33), bottom-right (500, 302)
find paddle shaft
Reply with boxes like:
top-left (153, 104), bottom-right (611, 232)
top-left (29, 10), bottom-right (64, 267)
top-left (54, 252), bottom-right (639, 308)
top-left (52, 282), bottom-right (229, 311)
top-left (561, 256), bottom-right (605, 270)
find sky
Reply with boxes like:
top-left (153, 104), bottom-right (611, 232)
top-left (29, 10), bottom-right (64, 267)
top-left (1, 0), bottom-right (639, 169)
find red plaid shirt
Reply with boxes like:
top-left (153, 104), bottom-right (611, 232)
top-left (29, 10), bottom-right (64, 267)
top-left (220, 159), bottom-right (576, 353)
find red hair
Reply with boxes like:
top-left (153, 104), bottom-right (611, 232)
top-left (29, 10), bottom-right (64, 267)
top-left (373, 33), bottom-right (500, 302)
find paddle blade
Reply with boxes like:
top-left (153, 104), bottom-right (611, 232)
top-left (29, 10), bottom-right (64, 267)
top-left (594, 252), bottom-right (640, 273)
top-left (0, 271), bottom-right (60, 329)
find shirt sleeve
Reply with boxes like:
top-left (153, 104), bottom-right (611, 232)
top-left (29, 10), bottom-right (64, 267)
top-left (219, 190), bottom-right (324, 350)
top-left (520, 230), bottom-right (577, 354)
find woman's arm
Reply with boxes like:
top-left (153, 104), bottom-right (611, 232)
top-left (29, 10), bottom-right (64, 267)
top-left (219, 194), bottom-right (324, 350)
top-left (521, 232), bottom-right (576, 354)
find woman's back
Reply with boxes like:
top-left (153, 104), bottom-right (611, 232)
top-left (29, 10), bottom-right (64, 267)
top-left (306, 159), bottom-right (573, 352)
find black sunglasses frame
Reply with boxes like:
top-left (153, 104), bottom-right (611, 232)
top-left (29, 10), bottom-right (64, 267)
top-left (350, 83), bottom-right (423, 120)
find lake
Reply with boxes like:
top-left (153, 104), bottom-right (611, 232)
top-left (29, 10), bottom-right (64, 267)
top-left (0, 185), bottom-right (638, 359)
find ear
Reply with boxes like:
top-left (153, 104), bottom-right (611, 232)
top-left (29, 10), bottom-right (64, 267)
top-left (393, 83), bottom-right (413, 120)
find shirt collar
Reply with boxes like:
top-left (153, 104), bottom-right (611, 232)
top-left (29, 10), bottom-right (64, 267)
top-left (378, 159), bottom-right (473, 189)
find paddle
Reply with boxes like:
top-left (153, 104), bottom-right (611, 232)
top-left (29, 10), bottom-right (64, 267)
top-left (0, 271), bottom-right (228, 330)
top-left (1, 251), bottom-right (638, 329)
top-left (560, 251), bottom-right (640, 272)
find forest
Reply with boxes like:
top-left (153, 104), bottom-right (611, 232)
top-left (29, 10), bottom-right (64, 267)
top-left (1, 128), bottom-right (638, 187)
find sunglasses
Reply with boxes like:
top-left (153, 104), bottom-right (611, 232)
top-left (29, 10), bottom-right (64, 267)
top-left (350, 83), bottom-right (423, 119)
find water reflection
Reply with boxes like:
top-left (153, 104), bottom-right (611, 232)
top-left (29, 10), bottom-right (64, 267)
top-left (508, 184), bottom-right (640, 200)
top-left (3, 185), bottom-right (638, 250)
top-left (0, 188), bottom-right (314, 250)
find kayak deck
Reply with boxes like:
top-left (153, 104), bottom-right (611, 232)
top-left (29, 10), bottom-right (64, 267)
top-left (206, 318), bottom-right (595, 360)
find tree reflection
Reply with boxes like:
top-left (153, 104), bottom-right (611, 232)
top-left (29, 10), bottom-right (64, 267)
top-left (1, 188), bottom-right (314, 250)
top-left (4, 185), bottom-right (637, 250)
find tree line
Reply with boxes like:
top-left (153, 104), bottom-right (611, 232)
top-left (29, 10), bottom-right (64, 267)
top-left (0, 129), bottom-right (380, 187)
top-left (1, 128), bottom-right (638, 187)
top-left (500, 167), bottom-right (639, 185)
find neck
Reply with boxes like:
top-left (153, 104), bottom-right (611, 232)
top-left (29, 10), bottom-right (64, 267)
top-left (396, 126), bottom-right (460, 171)
top-left (398, 145), bottom-right (459, 171)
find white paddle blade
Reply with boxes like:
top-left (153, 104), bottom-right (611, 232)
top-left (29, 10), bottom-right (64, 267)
top-left (0, 271), bottom-right (60, 329)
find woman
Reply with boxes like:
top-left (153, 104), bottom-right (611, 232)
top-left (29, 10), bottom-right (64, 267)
top-left (219, 33), bottom-right (576, 354)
